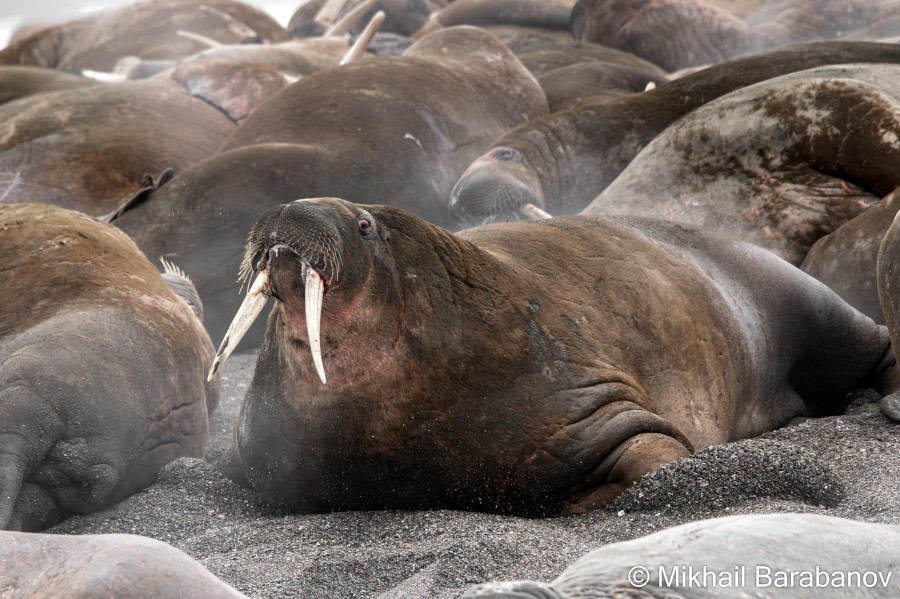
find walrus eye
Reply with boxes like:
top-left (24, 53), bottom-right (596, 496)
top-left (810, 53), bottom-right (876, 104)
top-left (495, 148), bottom-right (517, 162)
top-left (358, 215), bottom-right (374, 235)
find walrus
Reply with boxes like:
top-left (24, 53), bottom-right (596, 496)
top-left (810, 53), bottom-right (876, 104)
top-left (0, 65), bottom-right (95, 106)
top-left (877, 201), bottom-right (900, 421)
top-left (463, 514), bottom-right (900, 597)
top-left (109, 37), bottom-right (355, 81)
top-left (0, 203), bottom-right (218, 531)
top-left (209, 198), bottom-right (893, 516)
top-left (0, 0), bottom-right (287, 73)
top-left (1, 530), bottom-right (246, 598)
top-left (0, 58), bottom-right (288, 216)
top-left (571, 0), bottom-right (751, 71)
top-left (537, 61), bottom-right (669, 111)
top-left (572, 0), bottom-right (900, 71)
top-left (580, 64), bottom-right (900, 266)
top-left (500, 35), bottom-right (669, 77)
top-left (449, 41), bottom-right (900, 226)
top-left (802, 189), bottom-right (900, 324)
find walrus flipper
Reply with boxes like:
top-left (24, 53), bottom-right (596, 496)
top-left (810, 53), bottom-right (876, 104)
top-left (98, 168), bottom-right (175, 223)
top-left (0, 384), bottom-right (61, 531)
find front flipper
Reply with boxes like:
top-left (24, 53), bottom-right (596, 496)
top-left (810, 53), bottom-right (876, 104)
top-left (538, 382), bottom-right (693, 515)
top-left (564, 432), bottom-right (692, 514)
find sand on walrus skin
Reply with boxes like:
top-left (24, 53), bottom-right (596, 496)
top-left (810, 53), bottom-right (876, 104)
top-left (50, 351), bottom-right (900, 598)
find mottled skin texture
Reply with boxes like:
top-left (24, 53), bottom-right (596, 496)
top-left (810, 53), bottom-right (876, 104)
top-left (0, 531), bottom-right (246, 598)
top-left (463, 514), bottom-right (900, 598)
top-left (0, 59), bottom-right (290, 217)
top-left (803, 189), bottom-right (900, 324)
top-left (449, 41), bottom-right (900, 226)
top-left (0, 66), bottom-right (94, 106)
top-left (0, 204), bottom-right (218, 531)
top-left (234, 198), bottom-right (890, 516)
top-left (583, 65), bottom-right (900, 266)
top-left (116, 27), bottom-right (548, 349)
top-left (0, 0), bottom-right (287, 73)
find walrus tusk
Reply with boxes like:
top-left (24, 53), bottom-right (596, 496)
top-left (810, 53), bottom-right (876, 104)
top-left (338, 10), bottom-right (384, 65)
top-left (199, 4), bottom-right (259, 40)
top-left (327, 0), bottom-right (378, 37)
top-left (305, 267), bottom-right (327, 384)
top-left (315, 0), bottom-right (350, 25)
top-left (207, 272), bottom-right (269, 381)
top-left (177, 30), bottom-right (223, 48)
top-left (519, 203), bottom-right (552, 220)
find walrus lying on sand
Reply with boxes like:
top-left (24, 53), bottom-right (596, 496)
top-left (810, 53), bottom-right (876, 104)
top-left (0, 530), bottom-right (245, 598)
top-left (463, 513), bottom-right (900, 598)
top-left (0, 204), bottom-right (218, 531)
top-left (210, 198), bottom-right (895, 516)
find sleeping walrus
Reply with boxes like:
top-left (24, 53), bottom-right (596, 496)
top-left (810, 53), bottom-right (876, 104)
top-left (210, 198), bottom-right (895, 516)
top-left (0, 204), bottom-right (218, 530)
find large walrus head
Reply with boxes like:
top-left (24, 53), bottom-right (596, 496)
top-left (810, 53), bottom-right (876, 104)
top-left (209, 198), bottom-right (394, 384)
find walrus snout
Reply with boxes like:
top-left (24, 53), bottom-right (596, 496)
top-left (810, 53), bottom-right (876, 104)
top-left (212, 198), bottom-right (370, 384)
top-left (450, 148), bottom-right (549, 226)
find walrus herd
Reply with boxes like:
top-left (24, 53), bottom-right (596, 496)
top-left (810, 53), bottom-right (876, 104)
top-left (2, 0), bottom-right (900, 596)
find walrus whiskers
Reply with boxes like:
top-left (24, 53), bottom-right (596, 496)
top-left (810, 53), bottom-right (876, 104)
top-left (208, 272), bottom-right (270, 381)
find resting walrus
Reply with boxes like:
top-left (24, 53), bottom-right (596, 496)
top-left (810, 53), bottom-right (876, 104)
top-left (211, 199), bottom-right (894, 516)
top-left (0, 204), bottom-right (218, 530)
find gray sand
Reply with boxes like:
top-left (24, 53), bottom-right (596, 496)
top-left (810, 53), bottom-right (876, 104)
top-left (49, 351), bottom-right (900, 598)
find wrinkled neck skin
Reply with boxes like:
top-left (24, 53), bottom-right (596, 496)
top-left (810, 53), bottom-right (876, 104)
top-left (237, 213), bottom-right (555, 513)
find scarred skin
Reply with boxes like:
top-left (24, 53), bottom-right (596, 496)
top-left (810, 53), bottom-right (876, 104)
top-left (0, 204), bottom-right (218, 531)
top-left (233, 198), bottom-right (892, 516)
top-left (449, 41), bottom-right (900, 227)
top-left (582, 65), bottom-right (900, 266)
top-left (0, 0), bottom-right (287, 73)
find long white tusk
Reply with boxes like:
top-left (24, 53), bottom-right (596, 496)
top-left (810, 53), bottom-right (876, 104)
top-left (177, 29), bottom-right (223, 48)
top-left (327, 0), bottom-right (378, 37)
top-left (338, 10), bottom-right (384, 65)
top-left (305, 267), bottom-right (327, 384)
top-left (519, 202), bottom-right (552, 220)
top-left (208, 272), bottom-right (270, 381)
top-left (199, 4), bottom-right (259, 39)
